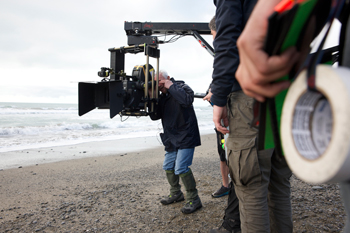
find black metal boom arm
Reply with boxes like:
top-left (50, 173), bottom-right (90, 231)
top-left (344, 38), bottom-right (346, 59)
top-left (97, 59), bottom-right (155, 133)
top-left (124, 21), bottom-right (214, 57)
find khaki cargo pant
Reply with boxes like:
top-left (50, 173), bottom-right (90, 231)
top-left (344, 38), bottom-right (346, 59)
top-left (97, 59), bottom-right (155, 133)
top-left (225, 91), bottom-right (293, 233)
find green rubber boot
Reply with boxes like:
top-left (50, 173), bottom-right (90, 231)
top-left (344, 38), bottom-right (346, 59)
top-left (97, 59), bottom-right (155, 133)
top-left (180, 169), bottom-right (202, 214)
top-left (160, 170), bottom-right (184, 205)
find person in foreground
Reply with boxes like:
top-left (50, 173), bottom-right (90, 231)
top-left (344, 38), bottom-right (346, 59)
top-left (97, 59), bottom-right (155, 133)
top-left (204, 15), bottom-right (241, 233)
top-left (210, 0), bottom-right (293, 232)
top-left (236, 0), bottom-right (350, 232)
top-left (204, 16), bottom-right (231, 199)
top-left (149, 70), bottom-right (202, 214)
top-left (235, 0), bottom-right (299, 103)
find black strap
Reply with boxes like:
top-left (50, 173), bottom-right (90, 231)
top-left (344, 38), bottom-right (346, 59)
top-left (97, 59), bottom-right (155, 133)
top-left (307, 0), bottom-right (345, 91)
top-left (268, 98), bottom-right (284, 160)
top-left (337, 1), bottom-right (350, 65)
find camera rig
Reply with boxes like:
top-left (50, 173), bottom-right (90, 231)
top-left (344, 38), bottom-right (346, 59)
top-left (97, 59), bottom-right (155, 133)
top-left (78, 22), bottom-right (213, 119)
top-left (124, 22), bottom-right (214, 56)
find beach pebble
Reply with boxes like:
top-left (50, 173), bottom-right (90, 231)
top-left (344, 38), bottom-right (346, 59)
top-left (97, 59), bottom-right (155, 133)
top-left (0, 135), bottom-right (346, 232)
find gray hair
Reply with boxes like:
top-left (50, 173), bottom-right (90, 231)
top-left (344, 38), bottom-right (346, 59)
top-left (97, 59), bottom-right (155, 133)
top-left (209, 16), bottom-right (216, 32)
top-left (158, 70), bottom-right (169, 79)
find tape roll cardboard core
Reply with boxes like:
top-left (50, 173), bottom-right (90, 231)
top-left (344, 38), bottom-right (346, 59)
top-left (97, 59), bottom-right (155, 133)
top-left (292, 91), bottom-right (333, 160)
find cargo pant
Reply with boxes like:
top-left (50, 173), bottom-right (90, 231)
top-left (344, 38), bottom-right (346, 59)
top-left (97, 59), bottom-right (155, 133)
top-left (225, 91), bottom-right (293, 233)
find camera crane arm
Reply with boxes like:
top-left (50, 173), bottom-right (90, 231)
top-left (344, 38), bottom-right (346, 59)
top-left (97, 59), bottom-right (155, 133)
top-left (79, 21), bottom-right (214, 118)
top-left (124, 22), bottom-right (215, 57)
top-left (124, 21), bottom-right (215, 100)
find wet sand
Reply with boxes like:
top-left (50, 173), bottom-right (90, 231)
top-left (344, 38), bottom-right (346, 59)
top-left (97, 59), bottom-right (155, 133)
top-left (0, 134), bottom-right (346, 232)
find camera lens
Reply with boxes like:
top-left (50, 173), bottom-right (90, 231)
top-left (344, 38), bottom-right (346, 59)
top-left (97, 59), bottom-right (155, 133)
top-left (97, 69), bottom-right (109, 77)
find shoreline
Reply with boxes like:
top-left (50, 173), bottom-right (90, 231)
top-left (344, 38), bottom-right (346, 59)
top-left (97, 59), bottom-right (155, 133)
top-left (0, 129), bottom-right (214, 170)
top-left (0, 135), bottom-right (164, 170)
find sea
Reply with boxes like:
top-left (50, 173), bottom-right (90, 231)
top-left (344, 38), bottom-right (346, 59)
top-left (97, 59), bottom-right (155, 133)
top-left (0, 101), bottom-right (214, 153)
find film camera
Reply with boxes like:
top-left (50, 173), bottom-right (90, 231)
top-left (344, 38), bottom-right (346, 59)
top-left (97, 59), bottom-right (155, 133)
top-left (78, 22), bottom-right (213, 119)
top-left (78, 44), bottom-right (160, 118)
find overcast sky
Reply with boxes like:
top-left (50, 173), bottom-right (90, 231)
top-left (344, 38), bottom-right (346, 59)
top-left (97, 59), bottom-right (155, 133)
top-left (0, 0), bottom-right (215, 104)
top-left (0, 0), bottom-right (341, 104)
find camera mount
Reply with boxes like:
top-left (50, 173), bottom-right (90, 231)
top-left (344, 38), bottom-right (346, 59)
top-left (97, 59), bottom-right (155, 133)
top-left (124, 22), bottom-right (214, 57)
top-left (78, 22), bottom-right (213, 119)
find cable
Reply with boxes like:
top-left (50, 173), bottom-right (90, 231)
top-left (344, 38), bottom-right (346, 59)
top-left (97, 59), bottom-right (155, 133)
top-left (120, 115), bottom-right (129, 122)
top-left (155, 30), bottom-right (187, 44)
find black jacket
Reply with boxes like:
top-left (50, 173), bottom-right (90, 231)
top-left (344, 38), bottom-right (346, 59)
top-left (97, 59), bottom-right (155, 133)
top-left (150, 78), bottom-right (201, 152)
top-left (210, 0), bottom-right (257, 107)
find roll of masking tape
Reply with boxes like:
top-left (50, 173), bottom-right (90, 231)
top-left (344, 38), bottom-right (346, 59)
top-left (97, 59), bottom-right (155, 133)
top-left (281, 64), bottom-right (350, 183)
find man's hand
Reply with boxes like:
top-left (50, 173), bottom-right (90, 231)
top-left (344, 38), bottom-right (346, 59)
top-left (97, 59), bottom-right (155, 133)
top-left (203, 89), bottom-right (213, 102)
top-left (213, 105), bottom-right (229, 134)
top-left (236, 0), bottom-right (300, 102)
top-left (236, 47), bottom-right (298, 102)
top-left (159, 79), bottom-right (173, 89)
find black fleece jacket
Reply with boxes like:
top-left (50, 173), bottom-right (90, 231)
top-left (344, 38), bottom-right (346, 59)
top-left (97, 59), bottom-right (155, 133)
top-left (210, 0), bottom-right (257, 107)
top-left (149, 78), bottom-right (201, 152)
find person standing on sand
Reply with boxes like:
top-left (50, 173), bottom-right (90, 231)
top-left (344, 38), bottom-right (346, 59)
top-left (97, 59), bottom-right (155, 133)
top-left (235, 0), bottom-right (350, 231)
top-left (210, 0), bottom-right (293, 232)
top-left (203, 16), bottom-right (231, 199)
top-left (204, 15), bottom-right (241, 232)
top-left (149, 70), bottom-right (202, 214)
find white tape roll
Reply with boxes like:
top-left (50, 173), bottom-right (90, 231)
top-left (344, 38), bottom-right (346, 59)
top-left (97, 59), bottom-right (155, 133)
top-left (281, 64), bottom-right (350, 183)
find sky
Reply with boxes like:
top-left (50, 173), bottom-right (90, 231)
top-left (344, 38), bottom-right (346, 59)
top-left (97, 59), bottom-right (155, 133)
top-left (0, 0), bottom-right (215, 104)
top-left (0, 0), bottom-right (341, 105)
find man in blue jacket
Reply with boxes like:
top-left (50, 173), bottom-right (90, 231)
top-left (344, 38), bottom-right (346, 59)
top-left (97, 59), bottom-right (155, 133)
top-left (210, 0), bottom-right (293, 232)
top-left (149, 70), bottom-right (202, 214)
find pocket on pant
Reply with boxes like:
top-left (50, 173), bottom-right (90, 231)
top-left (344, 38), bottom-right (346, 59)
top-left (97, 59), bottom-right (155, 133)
top-left (228, 146), bottom-right (261, 187)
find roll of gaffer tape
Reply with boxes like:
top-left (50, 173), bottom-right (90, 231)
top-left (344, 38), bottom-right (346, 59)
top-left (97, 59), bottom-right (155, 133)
top-left (281, 64), bottom-right (350, 183)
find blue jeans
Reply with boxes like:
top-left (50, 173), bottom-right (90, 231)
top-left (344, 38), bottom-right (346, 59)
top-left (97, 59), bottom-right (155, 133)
top-left (163, 148), bottom-right (195, 175)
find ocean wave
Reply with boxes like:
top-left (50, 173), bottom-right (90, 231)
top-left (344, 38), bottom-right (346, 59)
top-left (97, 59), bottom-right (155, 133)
top-left (0, 123), bottom-right (106, 136)
top-left (0, 119), bottom-right (161, 137)
top-left (0, 102), bottom-right (213, 152)
top-left (0, 128), bottom-right (161, 153)
top-left (0, 102), bottom-right (78, 112)
top-left (0, 108), bottom-right (78, 115)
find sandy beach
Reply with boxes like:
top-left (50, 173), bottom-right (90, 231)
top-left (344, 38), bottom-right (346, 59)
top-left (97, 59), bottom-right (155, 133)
top-left (0, 133), bottom-right (347, 232)
top-left (0, 135), bottom-right (166, 170)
